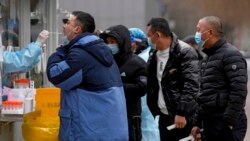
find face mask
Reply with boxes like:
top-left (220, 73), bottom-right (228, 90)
top-left (195, 30), bottom-right (210, 48)
top-left (64, 26), bottom-right (77, 40)
top-left (147, 37), bottom-right (156, 49)
top-left (62, 36), bottom-right (69, 45)
top-left (195, 32), bottom-right (204, 48)
top-left (108, 44), bottom-right (119, 54)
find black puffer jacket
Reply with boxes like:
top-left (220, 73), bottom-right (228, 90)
top-left (100, 25), bottom-right (147, 116)
top-left (147, 33), bottom-right (199, 123)
top-left (197, 39), bottom-right (247, 127)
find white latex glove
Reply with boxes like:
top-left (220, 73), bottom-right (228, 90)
top-left (36, 30), bottom-right (49, 46)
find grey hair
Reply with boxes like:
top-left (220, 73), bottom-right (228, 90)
top-left (202, 16), bottom-right (224, 37)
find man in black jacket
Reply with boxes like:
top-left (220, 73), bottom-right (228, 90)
top-left (146, 18), bottom-right (199, 141)
top-left (191, 16), bottom-right (248, 141)
top-left (100, 25), bottom-right (147, 141)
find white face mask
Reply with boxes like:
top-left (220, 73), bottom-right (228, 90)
top-left (108, 44), bottom-right (119, 54)
top-left (147, 37), bottom-right (156, 49)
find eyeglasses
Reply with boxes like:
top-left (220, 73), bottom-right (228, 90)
top-left (62, 19), bottom-right (68, 24)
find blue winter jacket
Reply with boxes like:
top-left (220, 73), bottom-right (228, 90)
top-left (46, 33), bottom-right (128, 141)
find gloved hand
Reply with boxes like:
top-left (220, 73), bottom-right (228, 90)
top-left (36, 30), bottom-right (49, 46)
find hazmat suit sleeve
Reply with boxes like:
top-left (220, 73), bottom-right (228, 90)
top-left (2, 30), bottom-right (49, 74)
top-left (3, 42), bottom-right (42, 73)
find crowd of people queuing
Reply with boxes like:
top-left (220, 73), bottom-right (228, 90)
top-left (45, 11), bottom-right (247, 141)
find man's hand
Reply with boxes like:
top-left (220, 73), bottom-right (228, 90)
top-left (174, 115), bottom-right (187, 129)
top-left (191, 126), bottom-right (202, 141)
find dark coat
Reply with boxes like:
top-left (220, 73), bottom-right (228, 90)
top-left (100, 25), bottom-right (147, 116)
top-left (147, 33), bottom-right (199, 123)
top-left (197, 39), bottom-right (247, 127)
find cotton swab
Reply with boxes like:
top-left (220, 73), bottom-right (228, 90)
top-left (179, 135), bottom-right (194, 141)
top-left (48, 32), bottom-right (63, 34)
top-left (167, 124), bottom-right (176, 130)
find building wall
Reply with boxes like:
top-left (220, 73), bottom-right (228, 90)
top-left (238, 25), bottom-right (250, 51)
top-left (58, 0), bottom-right (163, 31)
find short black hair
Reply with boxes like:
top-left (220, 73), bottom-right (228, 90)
top-left (147, 18), bottom-right (171, 37)
top-left (72, 11), bottom-right (95, 33)
top-left (182, 35), bottom-right (197, 45)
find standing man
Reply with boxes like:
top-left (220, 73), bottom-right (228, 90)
top-left (191, 16), bottom-right (248, 141)
top-left (46, 11), bottom-right (128, 141)
top-left (146, 18), bottom-right (199, 141)
top-left (100, 25), bottom-right (147, 141)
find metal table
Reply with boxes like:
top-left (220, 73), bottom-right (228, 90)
top-left (0, 114), bottom-right (24, 141)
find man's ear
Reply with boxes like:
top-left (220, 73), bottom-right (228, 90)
top-left (75, 26), bottom-right (82, 34)
top-left (155, 32), bottom-right (161, 38)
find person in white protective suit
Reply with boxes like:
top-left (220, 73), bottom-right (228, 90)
top-left (1, 30), bottom-right (49, 87)
top-left (129, 27), bottom-right (160, 141)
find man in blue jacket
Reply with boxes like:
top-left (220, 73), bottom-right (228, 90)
top-left (46, 11), bottom-right (128, 141)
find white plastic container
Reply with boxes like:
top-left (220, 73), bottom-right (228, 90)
top-left (24, 98), bottom-right (34, 114)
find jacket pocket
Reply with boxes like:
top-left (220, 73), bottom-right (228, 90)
top-left (59, 109), bottom-right (72, 141)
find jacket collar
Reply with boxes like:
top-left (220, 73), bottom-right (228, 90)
top-left (202, 39), bottom-right (226, 55)
top-left (151, 32), bottom-right (180, 61)
top-left (169, 32), bottom-right (181, 58)
top-left (64, 32), bottom-right (92, 49)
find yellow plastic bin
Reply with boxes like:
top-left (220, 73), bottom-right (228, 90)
top-left (22, 88), bottom-right (61, 141)
top-left (35, 88), bottom-right (61, 117)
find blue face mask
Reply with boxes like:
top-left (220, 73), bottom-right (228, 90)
top-left (147, 37), bottom-right (156, 49)
top-left (195, 32), bottom-right (204, 48)
top-left (108, 44), bottom-right (119, 54)
top-left (195, 30), bottom-right (210, 48)
top-left (62, 36), bottom-right (69, 45)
